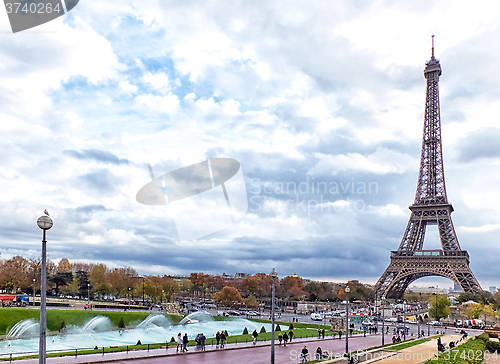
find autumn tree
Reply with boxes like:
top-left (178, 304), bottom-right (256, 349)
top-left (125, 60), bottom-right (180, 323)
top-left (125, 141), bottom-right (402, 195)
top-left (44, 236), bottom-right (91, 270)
top-left (162, 277), bottom-right (180, 302)
top-left (213, 286), bottom-right (243, 307)
top-left (429, 294), bottom-right (451, 320)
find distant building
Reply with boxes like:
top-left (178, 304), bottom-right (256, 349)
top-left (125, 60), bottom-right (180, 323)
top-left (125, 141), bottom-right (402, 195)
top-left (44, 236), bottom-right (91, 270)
top-left (490, 286), bottom-right (497, 294)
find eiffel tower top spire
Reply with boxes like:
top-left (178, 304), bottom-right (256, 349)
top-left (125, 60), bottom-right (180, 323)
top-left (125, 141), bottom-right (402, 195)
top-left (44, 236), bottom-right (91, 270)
top-left (431, 35), bottom-right (435, 59)
top-left (414, 36), bottom-right (446, 205)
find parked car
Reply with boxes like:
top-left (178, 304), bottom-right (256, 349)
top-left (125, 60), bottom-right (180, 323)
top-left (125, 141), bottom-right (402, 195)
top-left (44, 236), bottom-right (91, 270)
top-left (310, 313), bottom-right (323, 321)
top-left (426, 321), bottom-right (442, 326)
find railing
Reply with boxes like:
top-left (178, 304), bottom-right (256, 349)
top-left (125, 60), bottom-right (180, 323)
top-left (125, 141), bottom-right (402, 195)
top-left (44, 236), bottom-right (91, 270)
top-left (0, 332), bottom-right (346, 361)
top-left (391, 250), bottom-right (469, 257)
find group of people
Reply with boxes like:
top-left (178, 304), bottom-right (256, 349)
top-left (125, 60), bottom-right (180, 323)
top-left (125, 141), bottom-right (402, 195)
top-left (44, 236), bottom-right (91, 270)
top-left (277, 330), bottom-right (294, 345)
top-left (175, 332), bottom-right (206, 352)
top-left (176, 333), bottom-right (189, 353)
top-left (215, 330), bottom-right (228, 348)
top-left (317, 328), bottom-right (326, 338)
top-left (299, 345), bottom-right (327, 363)
top-left (194, 333), bottom-right (206, 350)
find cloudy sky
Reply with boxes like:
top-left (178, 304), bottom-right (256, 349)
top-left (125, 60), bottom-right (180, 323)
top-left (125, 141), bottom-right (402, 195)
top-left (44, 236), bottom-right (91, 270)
top-left (1, 0), bottom-right (500, 289)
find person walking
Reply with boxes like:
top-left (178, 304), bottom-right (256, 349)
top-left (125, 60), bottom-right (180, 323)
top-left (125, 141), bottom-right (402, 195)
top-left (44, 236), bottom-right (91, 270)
top-left (278, 332), bottom-right (283, 345)
top-left (289, 329), bottom-right (294, 342)
top-left (220, 331), bottom-right (226, 348)
top-left (283, 332), bottom-right (289, 346)
top-left (200, 333), bottom-right (206, 351)
top-left (301, 346), bottom-right (309, 363)
top-left (182, 333), bottom-right (188, 352)
top-left (252, 329), bottom-right (258, 345)
top-left (216, 331), bottom-right (221, 348)
top-left (176, 333), bottom-right (182, 352)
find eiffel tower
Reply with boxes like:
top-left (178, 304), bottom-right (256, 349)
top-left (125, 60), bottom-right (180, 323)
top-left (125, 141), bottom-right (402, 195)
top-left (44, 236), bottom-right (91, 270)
top-left (374, 37), bottom-right (482, 299)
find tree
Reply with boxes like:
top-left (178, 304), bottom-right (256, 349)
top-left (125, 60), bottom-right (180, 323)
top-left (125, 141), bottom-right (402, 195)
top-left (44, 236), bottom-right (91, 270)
top-left (76, 271), bottom-right (90, 299)
top-left (244, 294), bottom-right (259, 308)
top-left (429, 294), bottom-right (451, 320)
top-left (162, 278), bottom-right (180, 302)
top-left (213, 286), bottom-right (243, 307)
top-left (463, 302), bottom-right (483, 319)
top-left (57, 258), bottom-right (72, 273)
top-left (50, 272), bottom-right (73, 296)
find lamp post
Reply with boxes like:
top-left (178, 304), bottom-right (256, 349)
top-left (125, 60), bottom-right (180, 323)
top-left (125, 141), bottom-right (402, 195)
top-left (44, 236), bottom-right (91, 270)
top-left (87, 283), bottom-right (90, 308)
top-left (403, 299), bottom-right (407, 341)
top-left (417, 312), bottom-right (420, 338)
top-left (435, 294), bottom-right (438, 321)
top-left (33, 279), bottom-right (36, 308)
top-left (381, 297), bottom-right (385, 346)
top-left (345, 286), bottom-right (350, 356)
top-left (128, 287), bottom-right (131, 310)
top-left (37, 214), bottom-right (53, 364)
top-left (270, 268), bottom-right (278, 364)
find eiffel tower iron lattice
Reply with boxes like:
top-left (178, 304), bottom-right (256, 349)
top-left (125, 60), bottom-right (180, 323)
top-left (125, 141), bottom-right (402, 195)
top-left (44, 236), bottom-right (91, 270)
top-left (374, 37), bottom-right (482, 299)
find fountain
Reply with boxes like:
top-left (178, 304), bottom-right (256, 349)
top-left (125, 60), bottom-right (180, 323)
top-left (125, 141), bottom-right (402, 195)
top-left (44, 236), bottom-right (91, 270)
top-left (179, 311), bottom-right (212, 325)
top-left (136, 314), bottom-right (171, 328)
top-left (0, 314), bottom-right (270, 358)
top-left (81, 316), bottom-right (112, 332)
top-left (6, 320), bottom-right (39, 339)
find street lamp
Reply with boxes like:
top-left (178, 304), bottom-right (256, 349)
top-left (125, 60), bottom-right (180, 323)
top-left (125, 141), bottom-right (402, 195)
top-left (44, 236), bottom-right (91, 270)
top-left (37, 213), bottom-right (53, 364)
top-left (33, 279), bottom-right (36, 308)
top-left (270, 268), bottom-right (278, 364)
top-left (345, 286), bottom-right (350, 356)
top-left (381, 297), bottom-right (385, 346)
top-left (128, 287), bottom-right (131, 310)
top-left (402, 299), bottom-right (407, 341)
top-left (87, 283), bottom-right (90, 308)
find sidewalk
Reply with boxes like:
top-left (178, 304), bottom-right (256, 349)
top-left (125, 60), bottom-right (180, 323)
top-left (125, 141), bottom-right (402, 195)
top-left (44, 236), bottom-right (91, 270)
top-left (368, 334), bottom-right (464, 364)
top-left (9, 333), bottom-right (391, 364)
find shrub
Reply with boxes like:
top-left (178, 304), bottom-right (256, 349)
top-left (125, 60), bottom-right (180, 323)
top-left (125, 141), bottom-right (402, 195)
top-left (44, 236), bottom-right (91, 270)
top-left (276, 324), bottom-right (281, 331)
top-left (486, 340), bottom-right (500, 352)
top-left (243, 327), bottom-right (248, 335)
top-left (118, 318), bottom-right (125, 329)
top-left (260, 326), bottom-right (266, 333)
top-left (289, 323), bottom-right (294, 330)
top-left (170, 336), bottom-right (176, 343)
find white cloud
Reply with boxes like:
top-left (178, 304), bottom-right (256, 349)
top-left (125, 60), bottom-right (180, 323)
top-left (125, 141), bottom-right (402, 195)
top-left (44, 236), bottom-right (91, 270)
top-left (135, 93), bottom-right (180, 114)
top-left (142, 71), bottom-right (171, 93)
top-left (309, 148), bottom-right (416, 175)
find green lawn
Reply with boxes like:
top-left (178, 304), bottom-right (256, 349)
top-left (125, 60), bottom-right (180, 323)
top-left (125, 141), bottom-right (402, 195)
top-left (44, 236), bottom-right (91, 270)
top-left (385, 338), bottom-right (430, 351)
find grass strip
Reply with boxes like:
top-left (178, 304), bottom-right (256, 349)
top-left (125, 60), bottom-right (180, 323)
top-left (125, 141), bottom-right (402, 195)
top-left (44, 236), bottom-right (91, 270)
top-left (385, 338), bottom-right (430, 351)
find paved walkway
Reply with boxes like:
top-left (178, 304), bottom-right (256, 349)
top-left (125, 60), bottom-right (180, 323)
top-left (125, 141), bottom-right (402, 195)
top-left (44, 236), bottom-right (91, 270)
top-left (11, 333), bottom-right (395, 364)
top-left (370, 334), bottom-right (466, 364)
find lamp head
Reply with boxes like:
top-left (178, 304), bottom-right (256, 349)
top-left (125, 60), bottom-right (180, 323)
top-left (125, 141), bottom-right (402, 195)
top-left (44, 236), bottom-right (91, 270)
top-left (270, 268), bottom-right (278, 279)
top-left (37, 215), bottom-right (53, 230)
top-left (345, 286), bottom-right (350, 293)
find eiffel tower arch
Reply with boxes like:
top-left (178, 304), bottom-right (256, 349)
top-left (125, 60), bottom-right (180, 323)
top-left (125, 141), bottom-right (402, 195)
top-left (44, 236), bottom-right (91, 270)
top-left (374, 37), bottom-right (482, 299)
